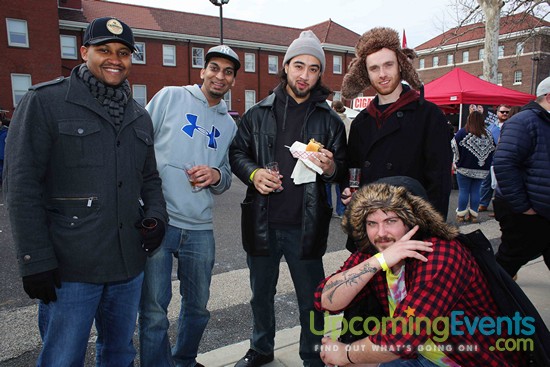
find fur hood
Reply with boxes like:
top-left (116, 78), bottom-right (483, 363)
top-left (342, 27), bottom-right (423, 99)
top-left (342, 183), bottom-right (459, 251)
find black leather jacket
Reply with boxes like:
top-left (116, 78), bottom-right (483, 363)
top-left (229, 89), bottom-right (347, 259)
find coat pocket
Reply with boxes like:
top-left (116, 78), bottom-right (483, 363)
top-left (58, 120), bottom-right (104, 167)
top-left (240, 199), bottom-right (269, 256)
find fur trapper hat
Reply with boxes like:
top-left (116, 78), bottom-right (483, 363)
top-left (342, 27), bottom-right (423, 99)
top-left (342, 179), bottom-right (459, 251)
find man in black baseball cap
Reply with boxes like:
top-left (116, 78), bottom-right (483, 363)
top-left (83, 16), bottom-right (137, 52)
top-left (4, 14), bottom-right (167, 366)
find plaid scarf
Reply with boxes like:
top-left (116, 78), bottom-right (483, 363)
top-left (78, 64), bottom-right (131, 129)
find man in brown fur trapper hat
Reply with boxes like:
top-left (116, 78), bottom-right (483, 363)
top-left (315, 177), bottom-right (527, 367)
top-left (341, 27), bottom-right (452, 225)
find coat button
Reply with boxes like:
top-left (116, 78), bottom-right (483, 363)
top-left (364, 161), bottom-right (371, 168)
top-left (396, 112), bottom-right (404, 118)
top-left (77, 128), bottom-right (84, 134)
top-left (386, 163), bottom-right (393, 170)
top-left (23, 255), bottom-right (31, 262)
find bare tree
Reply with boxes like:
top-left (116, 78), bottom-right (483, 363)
top-left (442, 0), bottom-right (550, 82)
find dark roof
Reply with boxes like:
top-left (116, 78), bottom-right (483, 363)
top-left (416, 12), bottom-right (550, 50)
top-left (59, 0), bottom-right (359, 48)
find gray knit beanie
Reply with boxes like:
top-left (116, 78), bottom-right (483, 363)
top-left (283, 30), bottom-right (325, 72)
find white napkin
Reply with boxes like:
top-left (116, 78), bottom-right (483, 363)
top-left (288, 141), bottom-right (323, 184)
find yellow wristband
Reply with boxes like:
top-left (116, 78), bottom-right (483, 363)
top-left (249, 168), bottom-right (260, 182)
top-left (374, 253), bottom-right (389, 272)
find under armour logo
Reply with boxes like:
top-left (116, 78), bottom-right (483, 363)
top-left (182, 113), bottom-right (220, 149)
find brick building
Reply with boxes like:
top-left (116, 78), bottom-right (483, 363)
top-left (414, 13), bottom-right (550, 96)
top-left (0, 0), bottom-right (359, 119)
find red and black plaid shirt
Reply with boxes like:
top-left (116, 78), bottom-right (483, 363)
top-left (315, 237), bottom-right (526, 366)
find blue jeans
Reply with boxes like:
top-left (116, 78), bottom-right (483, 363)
top-left (37, 273), bottom-right (143, 367)
top-left (139, 225), bottom-right (215, 367)
top-left (478, 171), bottom-right (493, 207)
top-left (456, 173), bottom-right (483, 212)
top-left (381, 354), bottom-right (440, 366)
top-left (247, 228), bottom-right (325, 366)
top-left (325, 183), bottom-right (345, 216)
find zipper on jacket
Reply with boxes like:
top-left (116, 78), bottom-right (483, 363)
top-left (50, 197), bottom-right (98, 207)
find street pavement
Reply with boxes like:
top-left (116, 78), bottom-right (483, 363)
top-left (1, 181), bottom-right (549, 366)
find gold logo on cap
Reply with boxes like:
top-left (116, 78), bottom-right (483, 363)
top-left (106, 19), bottom-right (123, 35)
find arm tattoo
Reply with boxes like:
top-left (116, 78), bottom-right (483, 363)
top-left (325, 261), bottom-right (378, 304)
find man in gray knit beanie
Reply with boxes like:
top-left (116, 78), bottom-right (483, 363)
top-left (230, 28), bottom-right (347, 367)
top-left (283, 30), bottom-right (326, 72)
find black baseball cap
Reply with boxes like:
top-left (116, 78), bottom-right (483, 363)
top-left (83, 17), bottom-right (136, 52)
top-left (205, 45), bottom-right (241, 74)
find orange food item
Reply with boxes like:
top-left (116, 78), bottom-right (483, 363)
top-left (305, 139), bottom-right (323, 152)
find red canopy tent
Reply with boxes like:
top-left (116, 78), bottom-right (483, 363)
top-left (423, 68), bottom-right (535, 127)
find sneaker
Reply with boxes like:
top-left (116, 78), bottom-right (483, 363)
top-left (332, 212), bottom-right (342, 219)
top-left (234, 349), bottom-right (274, 367)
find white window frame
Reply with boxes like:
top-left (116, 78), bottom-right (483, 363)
top-left (462, 51), bottom-right (469, 63)
top-left (11, 73), bottom-right (32, 107)
top-left (192, 47), bottom-right (204, 68)
top-left (132, 42), bottom-right (146, 64)
top-left (333, 91), bottom-right (342, 101)
top-left (479, 48), bottom-right (485, 61)
top-left (419, 58), bottom-right (425, 69)
top-left (7, 18), bottom-right (29, 48)
top-left (244, 53), bottom-right (255, 72)
top-left (60, 35), bottom-right (78, 59)
top-left (497, 72), bottom-right (503, 86)
top-left (223, 89), bottom-right (232, 110)
top-left (268, 55), bottom-right (278, 74)
top-left (333, 55), bottom-right (342, 74)
top-left (245, 90), bottom-right (256, 111)
top-left (498, 45), bottom-right (505, 58)
top-left (514, 70), bottom-right (522, 85)
top-left (447, 54), bottom-right (453, 65)
top-left (163, 44), bottom-right (176, 66)
top-left (432, 56), bottom-right (439, 67)
top-left (132, 85), bottom-right (147, 107)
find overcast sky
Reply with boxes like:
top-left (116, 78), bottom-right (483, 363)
top-left (111, 0), bottom-right (455, 48)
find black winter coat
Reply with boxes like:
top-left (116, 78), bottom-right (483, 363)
top-left (347, 88), bottom-right (452, 219)
top-left (229, 89), bottom-right (347, 259)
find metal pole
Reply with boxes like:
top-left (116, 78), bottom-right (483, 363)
top-left (219, 5), bottom-right (223, 44)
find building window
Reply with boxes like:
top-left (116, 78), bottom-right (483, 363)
top-left (192, 47), bottom-right (204, 68)
top-left (223, 89), bottom-right (232, 110)
top-left (497, 72), bottom-right (503, 86)
top-left (133, 85), bottom-right (147, 107)
top-left (498, 45), bottom-right (505, 58)
top-left (447, 54), bottom-right (454, 65)
top-left (60, 35), bottom-right (77, 59)
top-left (333, 55), bottom-right (342, 74)
top-left (7, 18), bottom-right (29, 48)
top-left (419, 58), bottom-right (425, 69)
top-left (132, 42), bottom-right (146, 64)
top-left (268, 55), bottom-right (278, 74)
top-left (333, 91), bottom-right (342, 101)
top-left (163, 45), bottom-right (176, 66)
top-left (244, 53), bottom-right (255, 72)
top-left (432, 56), bottom-right (439, 67)
top-left (516, 42), bottom-right (524, 55)
top-left (479, 48), bottom-right (484, 60)
top-left (514, 70), bottom-right (522, 85)
top-left (462, 51), bottom-right (469, 63)
top-left (11, 74), bottom-right (31, 106)
top-left (245, 90), bottom-right (256, 111)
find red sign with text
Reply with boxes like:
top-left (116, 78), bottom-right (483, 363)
top-left (352, 96), bottom-right (374, 110)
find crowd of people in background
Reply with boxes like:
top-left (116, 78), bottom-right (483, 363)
top-left (2, 14), bottom-right (549, 367)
